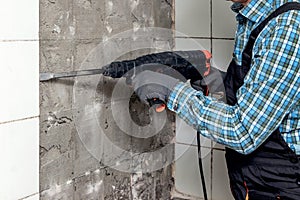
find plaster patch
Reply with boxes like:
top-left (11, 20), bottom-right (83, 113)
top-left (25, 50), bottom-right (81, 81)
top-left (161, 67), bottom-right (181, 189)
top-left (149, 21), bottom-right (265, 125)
top-left (53, 24), bottom-right (61, 34)
top-left (42, 184), bottom-right (62, 197)
top-left (106, 25), bottom-right (113, 33)
top-left (102, 35), bottom-right (109, 42)
top-left (69, 26), bottom-right (75, 36)
top-left (107, 1), bottom-right (113, 13)
top-left (78, 0), bottom-right (92, 9)
top-left (66, 11), bottom-right (70, 20)
top-left (149, 17), bottom-right (155, 27)
top-left (130, 0), bottom-right (140, 11)
top-left (86, 180), bottom-right (103, 194)
top-left (133, 22), bottom-right (140, 32)
top-left (131, 172), bottom-right (143, 200)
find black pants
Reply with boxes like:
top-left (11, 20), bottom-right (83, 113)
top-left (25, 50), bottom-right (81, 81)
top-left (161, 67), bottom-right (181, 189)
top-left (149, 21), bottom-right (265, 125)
top-left (226, 130), bottom-right (300, 200)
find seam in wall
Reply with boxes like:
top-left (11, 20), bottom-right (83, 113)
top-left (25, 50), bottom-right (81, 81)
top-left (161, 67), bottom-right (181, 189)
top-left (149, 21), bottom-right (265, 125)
top-left (0, 115), bottom-right (39, 125)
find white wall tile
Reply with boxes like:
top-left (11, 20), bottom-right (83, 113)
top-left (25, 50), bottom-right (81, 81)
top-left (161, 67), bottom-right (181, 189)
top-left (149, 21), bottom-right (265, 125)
top-left (176, 116), bottom-right (196, 145)
top-left (175, 38), bottom-right (210, 51)
top-left (175, 38), bottom-right (211, 147)
top-left (213, 142), bottom-right (226, 150)
top-left (175, 143), bottom-right (211, 198)
top-left (212, 1), bottom-right (237, 38)
top-left (22, 193), bottom-right (39, 200)
top-left (175, 1), bottom-right (238, 199)
top-left (0, 1), bottom-right (39, 40)
top-left (0, 118), bottom-right (39, 200)
top-left (176, 116), bottom-right (211, 148)
top-left (212, 39), bottom-right (235, 71)
top-left (212, 150), bottom-right (234, 200)
top-left (0, 41), bottom-right (39, 123)
top-left (175, 0), bottom-right (210, 37)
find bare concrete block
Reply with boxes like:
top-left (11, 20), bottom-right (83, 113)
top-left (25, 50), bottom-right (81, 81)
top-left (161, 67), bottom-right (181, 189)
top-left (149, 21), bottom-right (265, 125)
top-left (73, 168), bottom-right (106, 200)
top-left (40, 112), bottom-right (74, 154)
top-left (153, 0), bottom-right (173, 28)
top-left (73, 41), bottom-right (103, 71)
top-left (40, 149), bottom-right (75, 192)
top-left (40, 179), bottom-right (74, 200)
top-left (73, 0), bottom-right (105, 40)
top-left (102, 169), bottom-right (131, 200)
top-left (40, 40), bottom-right (75, 73)
top-left (40, 0), bottom-right (75, 40)
top-left (103, 0), bottom-right (132, 35)
top-left (73, 131), bottom-right (102, 178)
top-left (40, 82), bottom-right (74, 114)
top-left (74, 167), bottom-right (132, 200)
top-left (130, 167), bottom-right (173, 200)
top-left (40, 108), bottom-right (76, 191)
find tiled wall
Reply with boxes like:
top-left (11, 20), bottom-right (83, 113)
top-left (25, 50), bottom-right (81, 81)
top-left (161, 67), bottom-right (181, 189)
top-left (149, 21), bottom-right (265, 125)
top-left (174, 0), bottom-right (236, 199)
top-left (0, 1), bottom-right (39, 199)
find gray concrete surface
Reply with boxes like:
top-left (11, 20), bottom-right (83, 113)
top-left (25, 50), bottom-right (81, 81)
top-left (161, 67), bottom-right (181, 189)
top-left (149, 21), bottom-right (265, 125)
top-left (40, 0), bottom-right (175, 199)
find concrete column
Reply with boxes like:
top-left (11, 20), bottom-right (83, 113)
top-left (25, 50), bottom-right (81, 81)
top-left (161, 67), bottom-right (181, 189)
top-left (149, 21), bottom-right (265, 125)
top-left (40, 0), bottom-right (174, 199)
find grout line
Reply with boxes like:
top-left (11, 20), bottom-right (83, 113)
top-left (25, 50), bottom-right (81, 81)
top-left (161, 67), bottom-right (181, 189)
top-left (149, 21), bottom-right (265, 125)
top-left (210, 0), bottom-right (214, 194)
top-left (175, 36), bottom-right (234, 40)
top-left (210, 141), bottom-right (214, 198)
top-left (0, 38), bottom-right (103, 43)
top-left (175, 141), bottom-right (225, 151)
top-left (35, 37), bottom-right (235, 42)
top-left (210, 0), bottom-right (213, 54)
top-left (0, 116), bottom-right (40, 126)
top-left (212, 147), bottom-right (225, 151)
top-left (39, 38), bottom-right (103, 42)
top-left (176, 141), bottom-right (212, 149)
top-left (0, 39), bottom-right (39, 42)
top-left (172, 0), bottom-right (176, 34)
top-left (18, 192), bottom-right (39, 200)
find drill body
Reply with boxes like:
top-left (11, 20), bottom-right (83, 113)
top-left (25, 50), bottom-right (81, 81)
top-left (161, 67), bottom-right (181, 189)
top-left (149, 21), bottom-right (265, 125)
top-left (102, 50), bottom-right (212, 83)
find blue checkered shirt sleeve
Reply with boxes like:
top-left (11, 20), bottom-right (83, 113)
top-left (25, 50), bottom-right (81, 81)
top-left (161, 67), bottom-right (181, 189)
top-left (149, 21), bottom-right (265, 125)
top-left (167, 22), bottom-right (300, 155)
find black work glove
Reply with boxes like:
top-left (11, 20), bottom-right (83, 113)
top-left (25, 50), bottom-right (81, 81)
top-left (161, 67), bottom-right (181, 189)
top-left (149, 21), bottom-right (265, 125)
top-left (191, 66), bottom-right (226, 100)
top-left (132, 70), bottom-right (180, 105)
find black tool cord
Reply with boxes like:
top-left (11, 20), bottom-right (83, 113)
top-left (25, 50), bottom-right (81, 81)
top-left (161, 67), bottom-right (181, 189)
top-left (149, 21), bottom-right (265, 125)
top-left (197, 131), bottom-right (208, 200)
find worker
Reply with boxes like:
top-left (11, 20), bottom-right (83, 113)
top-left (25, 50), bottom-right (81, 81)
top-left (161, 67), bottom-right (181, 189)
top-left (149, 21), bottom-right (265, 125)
top-left (131, 0), bottom-right (300, 199)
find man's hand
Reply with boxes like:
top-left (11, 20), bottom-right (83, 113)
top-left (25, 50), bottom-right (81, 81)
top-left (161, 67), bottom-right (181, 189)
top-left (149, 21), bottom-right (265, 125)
top-left (132, 70), bottom-right (180, 106)
top-left (191, 66), bottom-right (226, 100)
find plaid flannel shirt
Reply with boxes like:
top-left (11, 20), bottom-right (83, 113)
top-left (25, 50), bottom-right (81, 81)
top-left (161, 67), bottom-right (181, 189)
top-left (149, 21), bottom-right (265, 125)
top-left (167, 0), bottom-right (300, 154)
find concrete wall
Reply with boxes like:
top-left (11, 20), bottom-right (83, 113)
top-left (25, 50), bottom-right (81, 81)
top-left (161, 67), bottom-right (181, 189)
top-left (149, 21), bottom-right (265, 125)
top-left (40, 0), bottom-right (174, 199)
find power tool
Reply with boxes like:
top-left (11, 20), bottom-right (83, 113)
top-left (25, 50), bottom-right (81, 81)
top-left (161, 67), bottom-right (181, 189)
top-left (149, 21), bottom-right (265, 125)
top-left (40, 50), bottom-right (212, 112)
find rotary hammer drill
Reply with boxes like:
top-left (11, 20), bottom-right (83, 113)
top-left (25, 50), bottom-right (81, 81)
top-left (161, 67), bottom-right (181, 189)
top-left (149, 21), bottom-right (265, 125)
top-left (40, 50), bottom-right (213, 111)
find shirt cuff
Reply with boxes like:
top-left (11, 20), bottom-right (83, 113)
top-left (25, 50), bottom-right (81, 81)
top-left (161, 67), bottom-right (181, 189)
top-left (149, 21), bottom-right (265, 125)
top-left (167, 82), bottom-right (205, 113)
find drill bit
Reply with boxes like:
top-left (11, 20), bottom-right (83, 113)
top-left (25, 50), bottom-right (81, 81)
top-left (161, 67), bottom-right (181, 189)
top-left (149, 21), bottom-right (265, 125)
top-left (39, 68), bottom-right (105, 82)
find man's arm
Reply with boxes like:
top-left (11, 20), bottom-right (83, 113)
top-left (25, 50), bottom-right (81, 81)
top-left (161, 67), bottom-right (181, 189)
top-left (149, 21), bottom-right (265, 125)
top-left (167, 23), bottom-right (300, 154)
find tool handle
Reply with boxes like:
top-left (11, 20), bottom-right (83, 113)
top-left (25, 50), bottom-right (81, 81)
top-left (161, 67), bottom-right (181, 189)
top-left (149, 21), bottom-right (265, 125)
top-left (148, 98), bottom-right (166, 113)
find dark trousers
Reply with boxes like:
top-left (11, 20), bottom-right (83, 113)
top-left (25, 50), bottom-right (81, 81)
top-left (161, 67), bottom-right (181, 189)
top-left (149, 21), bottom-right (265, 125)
top-left (226, 130), bottom-right (300, 200)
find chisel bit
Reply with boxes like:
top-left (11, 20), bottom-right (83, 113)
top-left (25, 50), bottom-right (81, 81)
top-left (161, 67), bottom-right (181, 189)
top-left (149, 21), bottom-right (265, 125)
top-left (39, 68), bottom-right (105, 82)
